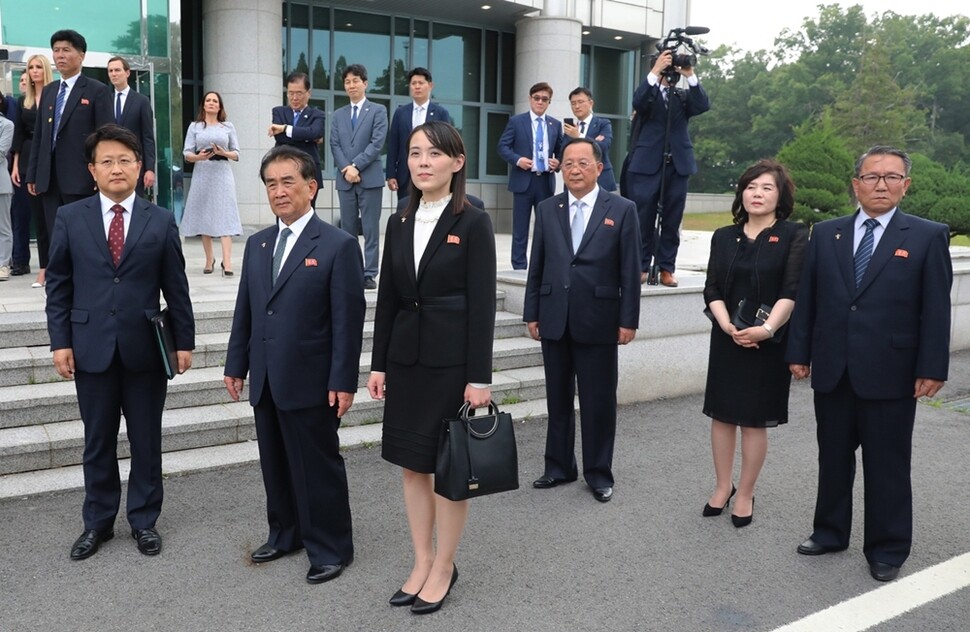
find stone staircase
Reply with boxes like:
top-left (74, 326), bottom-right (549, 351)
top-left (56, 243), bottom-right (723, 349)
top-left (0, 291), bottom-right (551, 499)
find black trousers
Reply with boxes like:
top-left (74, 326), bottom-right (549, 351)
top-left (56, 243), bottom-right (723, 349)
top-left (811, 372), bottom-right (917, 567)
top-left (253, 381), bottom-right (354, 566)
top-left (75, 352), bottom-right (168, 532)
top-left (540, 329), bottom-right (618, 489)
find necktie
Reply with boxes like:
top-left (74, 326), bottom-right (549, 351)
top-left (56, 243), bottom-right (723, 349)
top-left (351, 105), bottom-right (358, 129)
top-left (579, 120), bottom-right (586, 135)
top-left (535, 118), bottom-right (546, 172)
top-left (293, 109), bottom-right (300, 125)
top-left (108, 204), bottom-right (125, 268)
top-left (571, 200), bottom-right (586, 253)
top-left (853, 218), bottom-right (879, 287)
top-left (115, 92), bottom-right (123, 123)
top-left (272, 227), bottom-right (292, 284)
top-left (52, 81), bottom-right (67, 148)
top-left (662, 87), bottom-right (669, 105)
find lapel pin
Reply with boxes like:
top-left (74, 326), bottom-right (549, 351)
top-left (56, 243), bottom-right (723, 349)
top-left (835, 234), bottom-right (841, 239)
top-left (305, 258), bottom-right (318, 267)
top-left (604, 218), bottom-right (615, 226)
top-left (261, 242), bottom-right (266, 248)
top-left (447, 234), bottom-right (461, 245)
top-left (768, 235), bottom-right (779, 243)
top-left (894, 249), bottom-right (909, 258)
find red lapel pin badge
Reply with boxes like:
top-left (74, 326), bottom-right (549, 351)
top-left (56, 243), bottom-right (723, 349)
top-left (305, 258), bottom-right (318, 267)
top-left (447, 235), bottom-right (461, 245)
top-left (768, 235), bottom-right (779, 243)
top-left (894, 249), bottom-right (909, 258)
top-left (604, 218), bottom-right (615, 227)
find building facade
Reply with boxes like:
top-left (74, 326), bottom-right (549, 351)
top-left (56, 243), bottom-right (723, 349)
top-left (0, 0), bottom-right (688, 231)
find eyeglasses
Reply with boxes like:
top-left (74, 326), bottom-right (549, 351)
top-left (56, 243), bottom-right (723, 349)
top-left (857, 173), bottom-right (906, 186)
top-left (562, 159), bottom-right (598, 171)
top-left (286, 90), bottom-right (307, 97)
top-left (95, 158), bottom-right (138, 169)
top-left (530, 95), bottom-right (550, 103)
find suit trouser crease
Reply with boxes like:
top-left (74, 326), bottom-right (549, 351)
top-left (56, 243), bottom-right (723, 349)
top-left (812, 373), bottom-right (915, 567)
top-left (337, 186), bottom-right (381, 278)
top-left (511, 175), bottom-right (554, 269)
top-left (627, 164), bottom-right (688, 272)
top-left (253, 380), bottom-right (353, 566)
top-left (75, 353), bottom-right (167, 532)
top-left (541, 330), bottom-right (617, 488)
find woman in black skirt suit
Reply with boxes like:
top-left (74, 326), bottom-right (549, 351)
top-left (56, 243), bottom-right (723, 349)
top-left (367, 121), bottom-right (496, 614)
top-left (702, 159), bottom-right (807, 527)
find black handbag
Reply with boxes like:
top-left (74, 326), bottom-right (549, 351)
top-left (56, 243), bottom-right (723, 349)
top-left (434, 402), bottom-right (519, 501)
top-left (731, 298), bottom-right (783, 342)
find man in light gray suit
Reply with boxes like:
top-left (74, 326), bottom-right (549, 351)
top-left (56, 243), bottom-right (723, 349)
top-left (0, 113), bottom-right (14, 279)
top-left (330, 64), bottom-right (387, 290)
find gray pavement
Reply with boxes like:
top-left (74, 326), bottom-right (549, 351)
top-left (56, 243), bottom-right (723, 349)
top-left (1, 355), bottom-right (968, 631)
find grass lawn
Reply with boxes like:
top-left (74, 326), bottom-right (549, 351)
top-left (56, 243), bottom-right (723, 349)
top-left (682, 212), bottom-right (970, 247)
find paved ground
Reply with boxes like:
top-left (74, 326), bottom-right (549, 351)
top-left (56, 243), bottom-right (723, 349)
top-left (2, 355), bottom-right (968, 632)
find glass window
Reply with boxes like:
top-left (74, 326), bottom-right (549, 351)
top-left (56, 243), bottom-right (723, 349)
top-left (445, 106), bottom-right (479, 179)
top-left (334, 10), bottom-right (391, 96)
top-left (392, 18), bottom-right (411, 97)
top-left (484, 30), bottom-right (498, 104)
top-left (431, 24), bottom-right (481, 102)
top-left (591, 47), bottom-right (634, 115)
top-left (146, 0), bottom-right (169, 57)
top-left (500, 32), bottom-right (515, 105)
top-left (412, 21), bottom-right (429, 74)
top-left (608, 116), bottom-right (631, 181)
top-left (0, 0), bottom-right (141, 52)
top-left (580, 45), bottom-right (590, 90)
top-left (485, 111), bottom-right (510, 177)
top-left (287, 4), bottom-right (310, 75)
top-left (311, 7), bottom-right (331, 90)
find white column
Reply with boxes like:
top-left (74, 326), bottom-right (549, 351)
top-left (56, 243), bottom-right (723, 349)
top-left (513, 16), bottom-right (583, 124)
top-left (202, 0), bottom-right (281, 227)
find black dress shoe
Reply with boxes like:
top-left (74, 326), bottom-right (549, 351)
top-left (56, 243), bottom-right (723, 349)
top-left (797, 538), bottom-right (846, 556)
top-left (132, 528), bottom-right (162, 556)
top-left (306, 557), bottom-right (352, 584)
top-left (389, 589), bottom-right (417, 607)
top-left (532, 475), bottom-right (577, 489)
top-left (702, 485), bottom-right (737, 517)
top-left (70, 528), bottom-right (114, 560)
top-left (411, 564), bottom-right (458, 615)
top-left (731, 497), bottom-right (754, 528)
top-left (364, 276), bottom-right (377, 290)
top-left (869, 562), bottom-right (900, 582)
top-left (10, 264), bottom-right (30, 276)
top-left (592, 487), bottom-right (613, 503)
top-left (251, 543), bottom-right (287, 563)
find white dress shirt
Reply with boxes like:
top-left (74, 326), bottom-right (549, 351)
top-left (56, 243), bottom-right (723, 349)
top-left (412, 101), bottom-right (429, 129)
top-left (273, 208), bottom-right (315, 270)
top-left (99, 192), bottom-right (136, 240)
top-left (853, 208), bottom-right (896, 254)
top-left (567, 186), bottom-right (600, 236)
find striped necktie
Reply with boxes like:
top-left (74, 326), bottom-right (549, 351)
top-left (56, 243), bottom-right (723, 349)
top-left (52, 81), bottom-right (68, 148)
top-left (853, 218), bottom-right (879, 287)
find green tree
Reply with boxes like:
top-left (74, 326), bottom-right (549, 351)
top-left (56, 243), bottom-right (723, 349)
top-left (776, 121), bottom-right (855, 224)
top-left (904, 153), bottom-right (970, 239)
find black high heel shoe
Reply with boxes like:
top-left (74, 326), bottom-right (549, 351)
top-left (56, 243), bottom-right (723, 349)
top-left (702, 485), bottom-right (736, 517)
top-left (221, 261), bottom-right (234, 277)
top-left (203, 259), bottom-right (215, 274)
top-left (411, 564), bottom-right (458, 615)
top-left (731, 497), bottom-right (754, 528)
top-left (389, 588), bottom-right (417, 607)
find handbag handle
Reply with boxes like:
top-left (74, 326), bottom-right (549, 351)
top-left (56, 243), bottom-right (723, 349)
top-left (457, 401), bottom-right (501, 439)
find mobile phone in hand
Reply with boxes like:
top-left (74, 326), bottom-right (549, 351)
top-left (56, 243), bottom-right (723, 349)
top-left (564, 117), bottom-right (575, 127)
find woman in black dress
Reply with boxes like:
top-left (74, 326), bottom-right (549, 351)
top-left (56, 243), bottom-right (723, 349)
top-left (702, 159), bottom-right (807, 527)
top-left (11, 54), bottom-right (53, 288)
top-left (367, 121), bottom-right (496, 614)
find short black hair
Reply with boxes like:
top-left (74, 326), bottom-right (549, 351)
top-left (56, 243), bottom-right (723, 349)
top-left (260, 145), bottom-right (317, 184)
top-left (855, 145), bottom-right (912, 177)
top-left (342, 64), bottom-right (368, 82)
top-left (407, 67), bottom-right (432, 83)
top-left (568, 87), bottom-right (593, 101)
top-left (730, 159), bottom-right (796, 224)
top-left (563, 136), bottom-right (602, 162)
top-left (85, 124), bottom-right (142, 163)
top-left (50, 29), bottom-right (87, 54)
top-left (286, 72), bottom-right (310, 91)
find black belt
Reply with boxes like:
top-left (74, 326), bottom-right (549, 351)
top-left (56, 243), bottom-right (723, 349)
top-left (398, 296), bottom-right (467, 312)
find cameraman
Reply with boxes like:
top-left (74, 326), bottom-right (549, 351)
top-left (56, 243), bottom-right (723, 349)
top-left (624, 49), bottom-right (709, 286)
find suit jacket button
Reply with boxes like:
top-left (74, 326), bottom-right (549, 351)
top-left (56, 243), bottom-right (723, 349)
top-left (113, 277), bottom-right (120, 283)
top-left (850, 305), bottom-right (857, 311)
top-left (110, 309), bottom-right (116, 315)
top-left (267, 309), bottom-right (274, 316)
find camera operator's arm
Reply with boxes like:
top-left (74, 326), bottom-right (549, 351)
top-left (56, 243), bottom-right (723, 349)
top-left (682, 69), bottom-right (710, 117)
top-left (632, 51), bottom-right (669, 114)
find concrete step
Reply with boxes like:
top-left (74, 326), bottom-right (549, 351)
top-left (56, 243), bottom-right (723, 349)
top-left (0, 365), bottom-right (549, 476)
top-left (0, 399), bottom-right (554, 499)
top-left (0, 292), bottom-right (507, 351)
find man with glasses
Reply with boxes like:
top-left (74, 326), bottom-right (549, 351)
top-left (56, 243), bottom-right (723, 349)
top-left (269, 72), bottom-right (326, 207)
top-left (563, 87), bottom-right (616, 192)
top-left (524, 138), bottom-right (641, 504)
top-left (497, 82), bottom-right (564, 270)
top-left (787, 145), bottom-right (952, 583)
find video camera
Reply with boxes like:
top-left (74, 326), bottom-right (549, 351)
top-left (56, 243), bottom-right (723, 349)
top-left (654, 26), bottom-right (711, 86)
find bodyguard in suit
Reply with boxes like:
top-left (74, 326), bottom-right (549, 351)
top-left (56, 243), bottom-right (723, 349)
top-left (524, 138), bottom-right (641, 503)
top-left (563, 87), bottom-right (616, 192)
top-left (624, 50), bottom-right (709, 286)
top-left (107, 56), bottom-right (156, 198)
top-left (224, 146), bottom-right (366, 584)
top-left (268, 71), bottom-right (325, 206)
top-left (46, 125), bottom-right (194, 560)
top-left (787, 146), bottom-right (952, 582)
top-left (497, 82), bottom-right (564, 270)
top-left (330, 64), bottom-right (387, 290)
top-left (26, 30), bottom-right (114, 239)
top-left (385, 67), bottom-right (452, 199)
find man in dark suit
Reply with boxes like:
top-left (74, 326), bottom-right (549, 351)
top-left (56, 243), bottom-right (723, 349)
top-left (268, 71), bottom-right (325, 206)
top-left (224, 145), bottom-right (366, 585)
top-left (330, 63), bottom-right (387, 290)
top-left (787, 146), bottom-right (952, 583)
top-left (385, 67), bottom-right (452, 200)
top-left (46, 125), bottom-right (194, 560)
top-left (624, 50), bottom-right (709, 287)
top-left (524, 138), bottom-right (641, 503)
top-left (563, 87), bottom-right (615, 192)
top-left (497, 82), bottom-right (564, 270)
top-left (26, 30), bottom-right (113, 238)
top-left (107, 56), bottom-right (156, 198)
